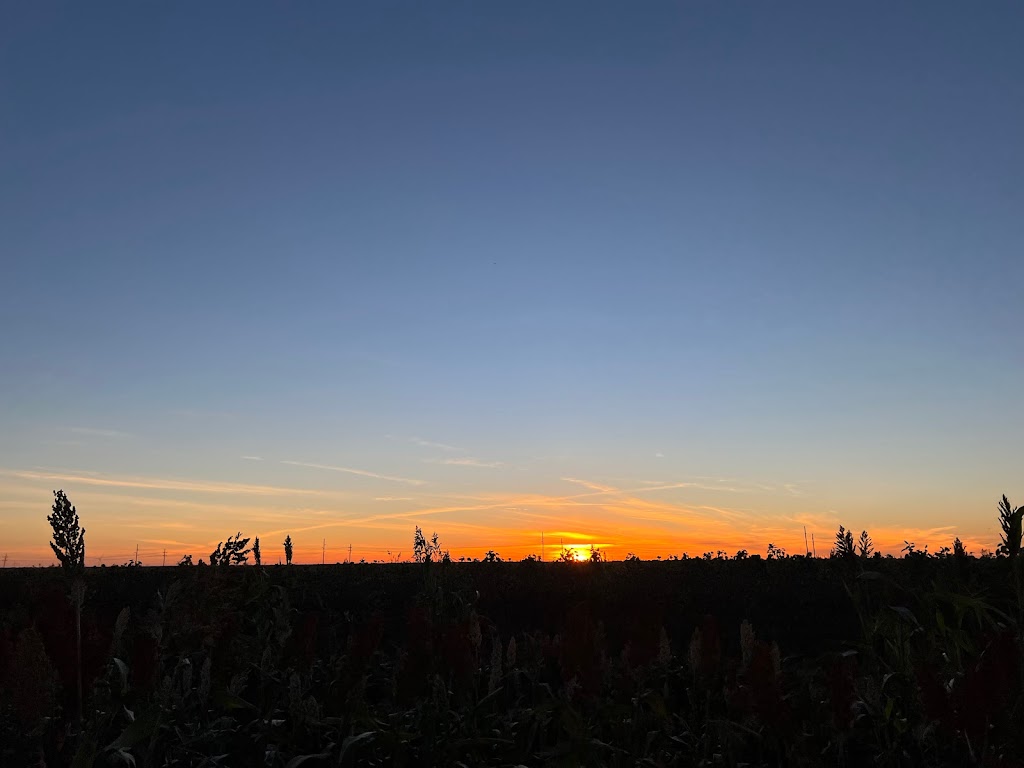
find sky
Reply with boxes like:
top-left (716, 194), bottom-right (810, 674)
top-left (2, 2), bottom-right (1022, 565)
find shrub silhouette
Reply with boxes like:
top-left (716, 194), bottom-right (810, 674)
top-left (857, 530), bottom-right (873, 558)
top-left (284, 535), bottom-right (293, 565)
top-left (997, 495), bottom-right (1023, 557)
top-left (413, 526), bottom-right (443, 563)
top-left (209, 532), bottom-right (251, 566)
top-left (253, 536), bottom-right (261, 566)
top-left (48, 489), bottom-right (85, 571)
top-left (833, 526), bottom-right (856, 559)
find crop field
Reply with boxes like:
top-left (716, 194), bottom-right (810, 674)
top-left (1, 555), bottom-right (1022, 767)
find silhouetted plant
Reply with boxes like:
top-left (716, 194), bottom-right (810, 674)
top-left (284, 535), bottom-right (293, 565)
top-left (625, 552), bottom-right (641, 562)
top-left (997, 494), bottom-right (1023, 557)
top-left (413, 526), bottom-right (427, 561)
top-left (952, 537), bottom-right (968, 557)
top-left (253, 536), bottom-right (261, 566)
top-left (857, 530), bottom-right (873, 558)
top-left (47, 489), bottom-right (86, 722)
top-left (734, 549), bottom-right (749, 560)
top-left (48, 489), bottom-right (85, 571)
top-left (413, 526), bottom-right (443, 563)
top-left (833, 526), bottom-right (856, 559)
top-left (767, 543), bottom-right (787, 560)
top-left (178, 554), bottom-right (193, 566)
top-left (588, 545), bottom-right (603, 562)
top-left (556, 547), bottom-right (576, 562)
top-left (209, 532), bottom-right (251, 566)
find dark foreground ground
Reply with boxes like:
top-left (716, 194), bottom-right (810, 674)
top-left (1, 557), bottom-right (1022, 767)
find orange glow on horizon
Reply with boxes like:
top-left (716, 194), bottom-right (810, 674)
top-left (0, 468), bottom-right (1004, 567)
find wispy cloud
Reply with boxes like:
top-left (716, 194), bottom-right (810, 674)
top-left (561, 477), bottom-right (619, 493)
top-left (630, 481), bottom-right (747, 493)
top-left (280, 460), bottom-right (424, 486)
top-left (69, 427), bottom-right (131, 439)
top-left (385, 434), bottom-right (461, 452)
top-left (375, 496), bottom-right (414, 502)
top-left (409, 437), bottom-right (460, 452)
top-left (241, 455), bottom-right (264, 461)
top-left (142, 538), bottom-right (194, 547)
top-left (4, 468), bottom-right (327, 496)
top-left (432, 457), bottom-right (505, 469)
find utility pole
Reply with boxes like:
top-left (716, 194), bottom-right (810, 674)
top-left (135, 544), bottom-right (139, 564)
top-left (2, 553), bottom-right (7, 568)
top-left (803, 527), bottom-right (809, 557)
top-left (541, 532), bottom-right (544, 560)
top-left (348, 543), bottom-right (352, 563)
top-left (322, 539), bottom-right (326, 565)
top-left (811, 533), bottom-right (817, 558)
top-left (162, 549), bottom-right (167, 567)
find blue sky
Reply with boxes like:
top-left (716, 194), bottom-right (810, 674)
top-left (2, 2), bottom-right (1022, 563)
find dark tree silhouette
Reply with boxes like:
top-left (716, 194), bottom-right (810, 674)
top-left (952, 537), bottom-right (968, 557)
top-left (857, 530), bottom-right (873, 559)
top-left (48, 490), bottom-right (85, 571)
top-left (178, 554), bottom-right (193, 566)
top-left (998, 495), bottom-right (1023, 558)
top-left (833, 526), bottom-right (856, 559)
top-left (209, 532), bottom-right (251, 566)
top-left (284, 535), bottom-right (293, 565)
top-left (253, 536), bottom-right (261, 566)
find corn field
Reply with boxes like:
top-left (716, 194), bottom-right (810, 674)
top-left (1, 555), bottom-right (1022, 766)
